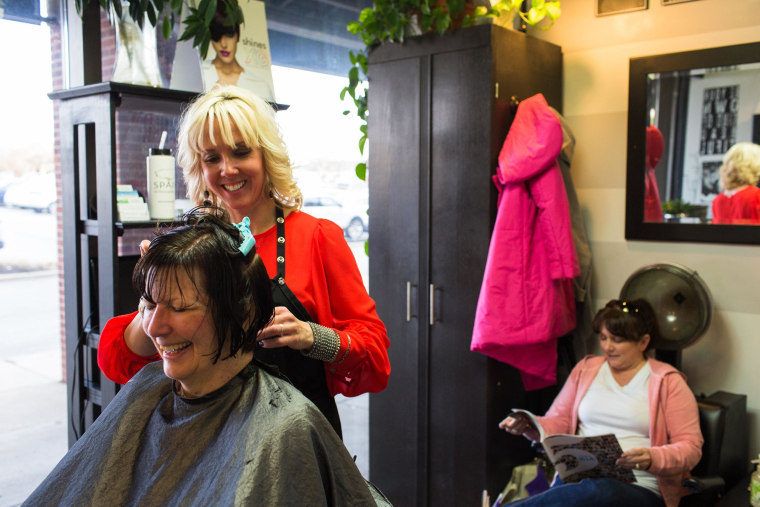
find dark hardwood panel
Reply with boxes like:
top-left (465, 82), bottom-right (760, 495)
top-left (368, 55), bottom-right (425, 506)
top-left (428, 45), bottom-right (494, 505)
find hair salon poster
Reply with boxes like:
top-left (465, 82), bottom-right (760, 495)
top-left (170, 1), bottom-right (276, 102)
top-left (200, 1), bottom-right (276, 101)
top-left (700, 85), bottom-right (738, 156)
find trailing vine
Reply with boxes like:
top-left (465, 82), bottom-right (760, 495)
top-left (340, 0), bottom-right (560, 183)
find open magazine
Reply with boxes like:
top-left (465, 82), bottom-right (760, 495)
top-left (509, 409), bottom-right (636, 484)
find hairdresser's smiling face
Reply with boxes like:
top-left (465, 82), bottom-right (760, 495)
top-left (212, 33), bottom-right (239, 64)
top-left (200, 119), bottom-right (268, 222)
top-left (141, 268), bottom-right (219, 396)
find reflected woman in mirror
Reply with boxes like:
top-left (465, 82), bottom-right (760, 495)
top-left (712, 142), bottom-right (760, 225)
top-left (644, 126), bottom-right (664, 223)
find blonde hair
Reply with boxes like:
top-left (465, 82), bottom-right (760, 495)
top-left (176, 85), bottom-right (302, 210)
top-left (719, 142), bottom-right (760, 191)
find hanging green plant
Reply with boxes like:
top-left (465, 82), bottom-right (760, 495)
top-left (74, 0), bottom-right (243, 59)
top-left (341, 0), bottom-right (560, 183)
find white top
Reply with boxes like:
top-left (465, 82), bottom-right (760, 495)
top-left (201, 60), bottom-right (276, 102)
top-left (577, 361), bottom-right (660, 496)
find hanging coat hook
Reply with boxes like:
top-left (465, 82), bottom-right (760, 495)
top-left (509, 95), bottom-right (521, 112)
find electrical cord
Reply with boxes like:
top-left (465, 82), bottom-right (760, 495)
top-left (68, 312), bottom-right (94, 441)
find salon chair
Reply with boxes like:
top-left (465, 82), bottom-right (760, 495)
top-left (679, 391), bottom-right (749, 507)
top-left (621, 263), bottom-right (750, 507)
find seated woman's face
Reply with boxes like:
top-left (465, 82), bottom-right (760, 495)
top-left (598, 323), bottom-right (648, 372)
top-left (141, 268), bottom-right (220, 391)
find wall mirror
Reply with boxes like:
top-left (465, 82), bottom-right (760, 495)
top-left (625, 41), bottom-right (760, 244)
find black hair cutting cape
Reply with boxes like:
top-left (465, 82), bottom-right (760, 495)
top-left (24, 361), bottom-right (381, 506)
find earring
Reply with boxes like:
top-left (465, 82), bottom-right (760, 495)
top-left (203, 190), bottom-right (212, 206)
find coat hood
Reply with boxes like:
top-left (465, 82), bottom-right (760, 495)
top-left (497, 94), bottom-right (563, 185)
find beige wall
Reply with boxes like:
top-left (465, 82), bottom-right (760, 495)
top-left (532, 0), bottom-right (760, 453)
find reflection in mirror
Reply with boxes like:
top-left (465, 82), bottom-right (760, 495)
top-left (626, 42), bottom-right (760, 244)
top-left (647, 61), bottom-right (760, 224)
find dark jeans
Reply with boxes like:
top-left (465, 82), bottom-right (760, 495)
top-left (507, 477), bottom-right (665, 507)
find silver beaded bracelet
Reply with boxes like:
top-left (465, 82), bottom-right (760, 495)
top-left (303, 322), bottom-right (340, 362)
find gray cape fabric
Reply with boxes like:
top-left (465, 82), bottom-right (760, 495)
top-left (24, 361), bottom-right (379, 506)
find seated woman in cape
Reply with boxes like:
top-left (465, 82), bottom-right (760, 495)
top-left (24, 208), bottom-right (382, 506)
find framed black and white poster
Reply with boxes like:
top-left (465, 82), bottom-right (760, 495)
top-left (596, 0), bottom-right (647, 16)
top-left (699, 85), bottom-right (739, 156)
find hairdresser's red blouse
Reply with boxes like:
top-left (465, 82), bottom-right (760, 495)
top-left (97, 211), bottom-right (390, 397)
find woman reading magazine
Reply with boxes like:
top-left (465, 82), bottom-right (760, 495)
top-left (500, 299), bottom-right (702, 507)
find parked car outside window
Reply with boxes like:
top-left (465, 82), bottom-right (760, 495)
top-left (3, 172), bottom-right (56, 214)
top-left (302, 194), bottom-right (368, 242)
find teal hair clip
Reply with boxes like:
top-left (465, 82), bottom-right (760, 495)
top-left (234, 216), bottom-right (256, 255)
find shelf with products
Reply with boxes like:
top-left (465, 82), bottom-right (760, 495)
top-left (49, 82), bottom-right (196, 445)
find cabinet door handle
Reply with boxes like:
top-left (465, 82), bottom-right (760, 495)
top-left (429, 283), bottom-right (436, 326)
top-left (406, 281), bottom-right (415, 322)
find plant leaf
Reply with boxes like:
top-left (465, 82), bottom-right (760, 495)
top-left (435, 12), bottom-right (451, 34)
top-left (162, 15), bottom-right (171, 39)
top-left (199, 36), bottom-right (211, 60)
top-left (355, 162), bottom-right (367, 181)
top-left (146, 3), bottom-right (156, 26)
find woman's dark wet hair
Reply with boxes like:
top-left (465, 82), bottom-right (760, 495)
top-left (209, 1), bottom-right (241, 42)
top-left (133, 206), bottom-right (273, 362)
top-left (592, 299), bottom-right (660, 351)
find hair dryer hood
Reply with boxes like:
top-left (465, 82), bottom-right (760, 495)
top-left (620, 263), bottom-right (712, 350)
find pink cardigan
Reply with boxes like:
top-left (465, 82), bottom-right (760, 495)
top-left (471, 94), bottom-right (578, 390)
top-left (536, 355), bottom-right (703, 507)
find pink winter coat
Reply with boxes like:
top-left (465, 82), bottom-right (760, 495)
top-left (471, 94), bottom-right (579, 390)
top-left (536, 356), bottom-right (703, 507)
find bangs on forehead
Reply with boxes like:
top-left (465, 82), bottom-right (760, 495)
top-left (199, 99), bottom-right (261, 151)
top-left (143, 265), bottom-right (203, 305)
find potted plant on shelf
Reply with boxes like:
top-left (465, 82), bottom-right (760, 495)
top-left (75, 0), bottom-right (243, 86)
top-left (341, 0), bottom-right (561, 183)
top-left (76, 0), bottom-right (241, 59)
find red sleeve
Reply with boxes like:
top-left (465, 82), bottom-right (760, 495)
top-left (97, 312), bottom-right (160, 384)
top-left (312, 220), bottom-right (390, 398)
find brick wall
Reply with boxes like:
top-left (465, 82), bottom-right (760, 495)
top-left (51, 9), bottom-right (184, 378)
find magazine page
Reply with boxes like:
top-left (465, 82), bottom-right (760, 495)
top-left (541, 433), bottom-right (635, 484)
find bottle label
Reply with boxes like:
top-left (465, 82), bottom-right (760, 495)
top-left (147, 155), bottom-right (176, 220)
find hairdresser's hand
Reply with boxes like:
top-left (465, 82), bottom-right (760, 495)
top-left (617, 447), bottom-right (652, 472)
top-left (499, 414), bottom-right (540, 442)
top-left (139, 240), bottom-right (151, 256)
top-left (257, 306), bottom-right (314, 351)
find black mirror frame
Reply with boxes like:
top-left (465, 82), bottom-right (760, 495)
top-left (625, 41), bottom-right (760, 245)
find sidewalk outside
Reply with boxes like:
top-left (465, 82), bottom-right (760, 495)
top-left (0, 271), bottom-right (67, 507)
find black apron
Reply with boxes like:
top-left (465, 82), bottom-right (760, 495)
top-left (254, 208), bottom-right (343, 438)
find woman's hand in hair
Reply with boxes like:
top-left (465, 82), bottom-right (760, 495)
top-left (257, 306), bottom-right (314, 351)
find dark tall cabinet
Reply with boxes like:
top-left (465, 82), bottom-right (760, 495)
top-left (367, 25), bottom-right (562, 506)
